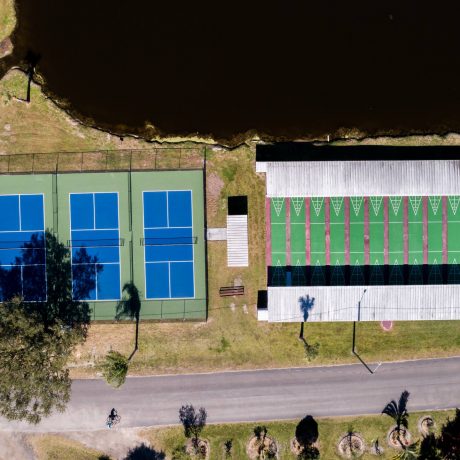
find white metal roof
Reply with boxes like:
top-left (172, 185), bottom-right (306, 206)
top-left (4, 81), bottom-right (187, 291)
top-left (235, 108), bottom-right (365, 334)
top-left (261, 160), bottom-right (460, 197)
top-left (267, 285), bottom-right (460, 322)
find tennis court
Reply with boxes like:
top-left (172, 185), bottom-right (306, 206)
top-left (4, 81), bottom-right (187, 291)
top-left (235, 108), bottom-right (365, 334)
top-left (70, 192), bottom-right (121, 300)
top-left (142, 190), bottom-right (195, 299)
top-left (267, 195), bottom-right (460, 286)
top-left (0, 194), bottom-right (46, 301)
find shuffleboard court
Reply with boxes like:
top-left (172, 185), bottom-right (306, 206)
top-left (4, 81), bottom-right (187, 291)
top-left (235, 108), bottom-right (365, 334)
top-left (329, 197), bottom-right (345, 285)
top-left (310, 197), bottom-right (326, 285)
top-left (428, 196), bottom-right (443, 265)
top-left (0, 194), bottom-right (46, 301)
top-left (368, 196), bottom-right (384, 266)
top-left (290, 198), bottom-right (306, 286)
top-left (408, 196), bottom-right (423, 265)
top-left (143, 191), bottom-right (195, 299)
top-left (388, 196), bottom-right (404, 266)
top-left (70, 192), bottom-right (121, 301)
top-left (448, 196), bottom-right (460, 264)
top-left (271, 198), bottom-right (286, 285)
top-left (349, 197), bottom-right (365, 285)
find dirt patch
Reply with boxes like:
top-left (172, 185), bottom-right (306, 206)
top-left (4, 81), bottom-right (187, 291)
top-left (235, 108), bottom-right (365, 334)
top-left (206, 172), bottom-right (224, 220)
top-left (387, 427), bottom-right (412, 449)
top-left (62, 427), bottom-right (148, 459)
top-left (0, 432), bottom-right (35, 460)
top-left (337, 432), bottom-right (365, 458)
top-left (247, 434), bottom-right (278, 459)
top-left (418, 415), bottom-right (435, 435)
top-left (0, 37), bottom-right (12, 59)
top-left (185, 438), bottom-right (210, 459)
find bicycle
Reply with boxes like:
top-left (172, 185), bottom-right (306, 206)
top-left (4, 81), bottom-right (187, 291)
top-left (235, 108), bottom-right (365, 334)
top-left (106, 409), bottom-right (121, 429)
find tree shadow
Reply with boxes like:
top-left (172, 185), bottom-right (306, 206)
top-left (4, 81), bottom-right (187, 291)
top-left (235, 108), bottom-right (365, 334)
top-left (0, 231), bottom-right (92, 335)
top-left (295, 415), bottom-right (319, 447)
top-left (24, 49), bottom-right (41, 102)
top-left (116, 282), bottom-right (141, 360)
top-left (298, 295), bottom-right (315, 341)
top-left (123, 443), bottom-right (165, 460)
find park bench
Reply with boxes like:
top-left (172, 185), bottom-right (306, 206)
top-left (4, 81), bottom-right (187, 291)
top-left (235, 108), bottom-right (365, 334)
top-left (219, 286), bottom-right (244, 297)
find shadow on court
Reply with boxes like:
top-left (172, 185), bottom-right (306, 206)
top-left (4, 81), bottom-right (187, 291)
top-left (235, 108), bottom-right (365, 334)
top-left (0, 231), bottom-right (93, 331)
top-left (268, 263), bottom-right (460, 287)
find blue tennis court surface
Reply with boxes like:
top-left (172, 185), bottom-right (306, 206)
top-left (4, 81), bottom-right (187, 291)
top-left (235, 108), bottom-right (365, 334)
top-left (70, 192), bottom-right (121, 300)
top-left (143, 190), bottom-right (195, 299)
top-left (0, 194), bottom-right (46, 301)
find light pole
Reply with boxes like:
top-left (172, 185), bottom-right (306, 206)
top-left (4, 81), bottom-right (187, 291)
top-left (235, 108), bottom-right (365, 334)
top-left (351, 288), bottom-right (381, 374)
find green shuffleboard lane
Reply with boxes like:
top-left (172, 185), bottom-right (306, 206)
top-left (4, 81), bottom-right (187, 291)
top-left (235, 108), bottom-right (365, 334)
top-left (447, 196), bottom-right (460, 264)
top-left (428, 196), bottom-right (443, 265)
top-left (368, 196), bottom-right (384, 266)
top-left (349, 196), bottom-right (365, 266)
top-left (388, 196), bottom-right (404, 266)
top-left (290, 197), bottom-right (306, 268)
top-left (408, 196), bottom-right (424, 265)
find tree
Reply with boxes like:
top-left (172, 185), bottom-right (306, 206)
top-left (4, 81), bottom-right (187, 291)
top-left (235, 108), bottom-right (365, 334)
top-left (0, 298), bottom-right (73, 424)
top-left (100, 350), bottom-right (129, 388)
top-left (418, 433), bottom-right (441, 460)
top-left (0, 232), bottom-right (91, 424)
top-left (178, 404), bottom-right (207, 449)
top-left (382, 390), bottom-right (410, 446)
top-left (116, 282), bottom-right (141, 360)
top-left (438, 408), bottom-right (460, 459)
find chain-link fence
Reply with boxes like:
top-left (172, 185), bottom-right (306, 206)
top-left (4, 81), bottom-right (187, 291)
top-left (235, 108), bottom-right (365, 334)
top-left (0, 147), bottom-right (205, 174)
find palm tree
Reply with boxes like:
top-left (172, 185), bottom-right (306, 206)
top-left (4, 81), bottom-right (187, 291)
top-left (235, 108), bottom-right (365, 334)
top-left (116, 282), bottom-right (141, 360)
top-left (382, 390), bottom-right (410, 447)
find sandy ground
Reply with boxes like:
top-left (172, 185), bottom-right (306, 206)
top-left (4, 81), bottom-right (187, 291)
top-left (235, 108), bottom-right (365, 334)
top-left (62, 427), bottom-right (149, 460)
top-left (0, 432), bottom-right (35, 460)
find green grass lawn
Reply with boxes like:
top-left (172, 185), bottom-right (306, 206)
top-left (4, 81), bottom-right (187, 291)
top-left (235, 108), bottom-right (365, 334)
top-left (141, 409), bottom-right (456, 459)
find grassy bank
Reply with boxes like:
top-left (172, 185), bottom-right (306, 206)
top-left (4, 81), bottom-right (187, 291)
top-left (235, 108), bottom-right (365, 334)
top-left (28, 410), bottom-right (457, 459)
top-left (0, 0), bottom-right (15, 43)
top-left (143, 409), bottom-right (456, 459)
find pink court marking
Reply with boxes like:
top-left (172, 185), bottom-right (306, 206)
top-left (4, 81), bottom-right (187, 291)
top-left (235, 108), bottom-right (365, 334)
top-left (423, 196), bottom-right (428, 265)
top-left (305, 198), bottom-right (311, 266)
top-left (344, 197), bottom-right (350, 265)
top-left (403, 196), bottom-right (409, 265)
top-left (265, 198), bottom-right (271, 267)
top-left (442, 196), bottom-right (448, 264)
top-left (325, 197), bottom-right (331, 266)
top-left (285, 198), bottom-right (291, 266)
top-left (384, 197), bottom-right (389, 265)
top-left (364, 197), bottom-right (370, 265)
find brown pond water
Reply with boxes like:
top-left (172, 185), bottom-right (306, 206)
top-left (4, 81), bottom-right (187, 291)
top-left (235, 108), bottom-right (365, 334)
top-left (4, 0), bottom-right (460, 144)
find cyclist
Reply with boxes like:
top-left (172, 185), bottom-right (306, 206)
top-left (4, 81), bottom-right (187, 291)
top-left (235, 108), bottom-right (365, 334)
top-left (106, 408), bottom-right (119, 429)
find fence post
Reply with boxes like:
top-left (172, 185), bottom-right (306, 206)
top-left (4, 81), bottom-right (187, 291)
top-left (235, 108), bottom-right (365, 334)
top-left (32, 153), bottom-right (35, 173)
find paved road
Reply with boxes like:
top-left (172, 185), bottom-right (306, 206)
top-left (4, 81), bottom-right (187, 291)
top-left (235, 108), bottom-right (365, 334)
top-left (1, 357), bottom-right (459, 432)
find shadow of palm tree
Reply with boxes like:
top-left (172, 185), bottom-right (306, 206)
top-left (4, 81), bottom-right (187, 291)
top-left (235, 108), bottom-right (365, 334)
top-left (116, 282), bottom-right (141, 360)
top-left (298, 295), bottom-right (315, 340)
top-left (124, 443), bottom-right (165, 460)
top-left (24, 49), bottom-right (41, 102)
top-left (382, 390), bottom-right (410, 449)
